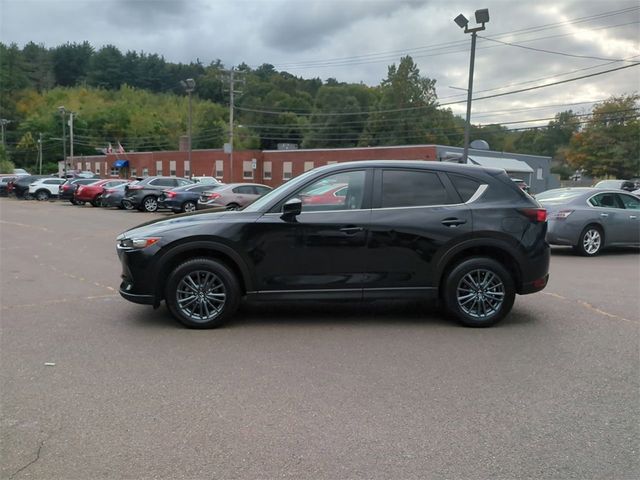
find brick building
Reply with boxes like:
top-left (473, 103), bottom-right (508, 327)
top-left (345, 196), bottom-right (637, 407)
top-left (59, 144), bottom-right (556, 193)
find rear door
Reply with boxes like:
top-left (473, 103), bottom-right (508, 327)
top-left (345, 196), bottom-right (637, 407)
top-left (364, 168), bottom-right (472, 298)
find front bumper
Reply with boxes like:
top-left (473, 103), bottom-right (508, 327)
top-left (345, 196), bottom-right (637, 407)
top-left (119, 279), bottom-right (155, 305)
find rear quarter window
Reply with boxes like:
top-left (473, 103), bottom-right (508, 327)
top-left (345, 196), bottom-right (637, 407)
top-left (448, 174), bottom-right (481, 202)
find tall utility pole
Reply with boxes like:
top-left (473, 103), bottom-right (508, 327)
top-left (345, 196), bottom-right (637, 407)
top-left (38, 133), bottom-right (43, 174)
top-left (69, 112), bottom-right (74, 171)
top-left (0, 118), bottom-right (11, 149)
top-left (180, 78), bottom-right (196, 175)
top-left (229, 67), bottom-right (235, 183)
top-left (59, 107), bottom-right (67, 177)
top-left (454, 8), bottom-right (489, 163)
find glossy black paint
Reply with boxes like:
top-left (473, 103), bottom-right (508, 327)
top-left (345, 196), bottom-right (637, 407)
top-left (158, 184), bottom-right (218, 213)
top-left (117, 161), bottom-right (550, 309)
top-left (124, 177), bottom-right (193, 209)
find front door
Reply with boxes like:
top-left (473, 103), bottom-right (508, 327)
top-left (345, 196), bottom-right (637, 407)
top-left (617, 193), bottom-right (640, 244)
top-left (248, 169), bottom-right (372, 298)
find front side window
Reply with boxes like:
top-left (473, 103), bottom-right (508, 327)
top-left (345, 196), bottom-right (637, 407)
top-left (618, 193), bottom-right (640, 209)
top-left (381, 170), bottom-right (449, 208)
top-left (294, 170), bottom-right (366, 212)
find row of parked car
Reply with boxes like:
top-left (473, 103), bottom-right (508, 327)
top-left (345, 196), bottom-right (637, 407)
top-left (1, 173), bottom-right (273, 213)
top-left (2, 169), bottom-right (639, 258)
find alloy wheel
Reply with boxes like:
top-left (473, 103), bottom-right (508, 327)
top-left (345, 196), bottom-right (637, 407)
top-left (183, 201), bottom-right (196, 213)
top-left (176, 270), bottom-right (227, 323)
top-left (583, 229), bottom-right (601, 255)
top-left (456, 268), bottom-right (505, 319)
top-left (143, 197), bottom-right (158, 212)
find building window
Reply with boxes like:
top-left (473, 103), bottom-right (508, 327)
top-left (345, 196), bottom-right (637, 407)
top-left (85, 162), bottom-right (91, 171)
top-left (156, 160), bottom-right (163, 176)
top-left (243, 161), bottom-right (253, 180)
top-left (184, 161), bottom-right (191, 178)
top-left (537, 168), bottom-right (543, 180)
top-left (142, 167), bottom-right (149, 177)
top-left (215, 160), bottom-right (224, 179)
top-left (131, 167), bottom-right (137, 177)
top-left (95, 163), bottom-right (100, 175)
top-left (263, 161), bottom-right (272, 180)
top-left (170, 160), bottom-right (176, 176)
top-left (110, 167), bottom-right (118, 176)
top-left (283, 162), bottom-right (293, 180)
top-left (304, 161), bottom-right (314, 172)
top-left (77, 162), bottom-right (82, 170)
top-left (327, 161), bottom-right (337, 165)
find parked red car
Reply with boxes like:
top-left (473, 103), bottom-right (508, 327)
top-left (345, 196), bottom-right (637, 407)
top-left (75, 179), bottom-right (129, 206)
top-left (300, 183), bottom-right (348, 205)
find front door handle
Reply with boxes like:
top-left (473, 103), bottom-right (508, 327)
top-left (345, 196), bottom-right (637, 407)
top-left (339, 226), bottom-right (364, 235)
top-left (630, 215), bottom-right (637, 219)
top-left (600, 213), bottom-right (609, 217)
top-left (441, 218), bottom-right (467, 227)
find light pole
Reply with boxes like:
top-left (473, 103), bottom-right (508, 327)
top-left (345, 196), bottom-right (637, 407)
top-left (454, 8), bottom-right (489, 163)
top-left (180, 78), bottom-right (196, 176)
top-left (58, 106), bottom-right (67, 177)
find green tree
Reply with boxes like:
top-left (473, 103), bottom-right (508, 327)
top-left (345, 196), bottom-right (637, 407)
top-left (87, 45), bottom-right (124, 89)
top-left (51, 42), bottom-right (94, 86)
top-left (565, 95), bottom-right (640, 178)
top-left (0, 143), bottom-right (14, 173)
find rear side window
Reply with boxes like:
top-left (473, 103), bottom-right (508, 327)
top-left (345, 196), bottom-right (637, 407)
top-left (150, 178), bottom-right (174, 187)
top-left (448, 174), bottom-right (481, 202)
top-left (381, 170), bottom-right (449, 208)
top-left (233, 186), bottom-right (255, 194)
top-left (589, 193), bottom-right (623, 209)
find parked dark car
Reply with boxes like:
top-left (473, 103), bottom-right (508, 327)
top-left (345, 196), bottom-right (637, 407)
top-left (123, 176), bottom-right (193, 212)
top-left (537, 187), bottom-right (640, 256)
top-left (59, 178), bottom-right (102, 204)
top-left (102, 182), bottom-right (135, 209)
top-left (117, 160), bottom-right (550, 329)
top-left (158, 183), bottom-right (222, 213)
top-left (0, 176), bottom-right (16, 197)
top-left (11, 175), bottom-right (49, 199)
top-left (593, 179), bottom-right (636, 192)
top-left (75, 179), bottom-right (129, 206)
top-left (197, 183), bottom-right (272, 210)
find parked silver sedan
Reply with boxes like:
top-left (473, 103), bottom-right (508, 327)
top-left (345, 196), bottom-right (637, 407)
top-left (198, 183), bottom-right (272, 210)
top-left (537, 188), bottom-right (640, 256)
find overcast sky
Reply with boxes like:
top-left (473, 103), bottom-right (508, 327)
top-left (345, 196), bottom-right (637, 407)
top-left (1, 0), bottom-right (638, 127)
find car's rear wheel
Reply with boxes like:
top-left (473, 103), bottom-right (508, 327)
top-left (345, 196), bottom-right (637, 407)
top-left (142, 196), bottom-right (158, 212)
top-left (182, 200), bottom-right (197, 213)
top-left (443, 257), bottom-right (515, 327)
top-left (90, 194), bottom-right (102, 207)
top-left (121, 199), bottom-right (134, 210)
top-left (575, 225), bottom-right (603, 256)
top-left (35, 190), bottom-right (50, 201)
top-left (165, 258), bottom-right (240, 328)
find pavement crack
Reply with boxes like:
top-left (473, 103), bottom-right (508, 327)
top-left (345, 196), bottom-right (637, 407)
top-left (9, 438), bottom-right (45, 479)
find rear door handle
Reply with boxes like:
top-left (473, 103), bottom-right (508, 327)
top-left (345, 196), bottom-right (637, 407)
top-left (630, 215), bottom-right (637, 219)
top-left (441, 218), bottom-right (467, 227)
top-left (600, 213), bottom-right (609, 217)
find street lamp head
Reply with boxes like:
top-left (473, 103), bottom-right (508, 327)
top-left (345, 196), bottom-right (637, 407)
top-left (185, 78), bottom-right (196, 89)
top-left (475, 8), bottom-right (490, 24)
top-left (454, 13), bottom-right (469, 29)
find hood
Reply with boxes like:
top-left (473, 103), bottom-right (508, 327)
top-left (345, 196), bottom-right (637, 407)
top-left (118, 208), bottom-right (260, 239)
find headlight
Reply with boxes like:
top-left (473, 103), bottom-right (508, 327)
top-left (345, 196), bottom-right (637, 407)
top-left (117, 237), bottom-right (161, 250)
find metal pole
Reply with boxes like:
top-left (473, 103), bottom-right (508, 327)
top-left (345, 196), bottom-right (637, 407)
top-left (0, 119), bottom-right (8, 148)
top-left (38, 133), bottom-right (42, 174)
top-left (188, 91), bottom-right (192, 172)
top-left (69, 113), bottom-right (74, 173)
top-left (229, 67), bottom-right (234, 183)
top-left (462, 31), bottom-right (477, 164)
top-left (61, 111), bottom-right (67, 178)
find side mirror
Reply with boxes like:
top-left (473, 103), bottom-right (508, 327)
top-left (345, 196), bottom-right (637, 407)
top-left (281, 198), bottom-right (302, 220)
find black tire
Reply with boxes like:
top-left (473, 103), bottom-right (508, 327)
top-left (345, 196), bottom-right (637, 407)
top-left (226, 202), bottom-right (240, 211)
top-left (182, 200), bottom-right (197, 213)
top-left (142, 196), bottom-right (158, 212)
top-left (574, 225), bottom-right (603, 256)
top-left (90, 195), bottom-right (102, 207)
top-left (442, 257), bottom-right (515, 327)
top-left (70, 198), bottom-right (77, 205)
top-left (165, 258), bottom-right (241, 329)
top-left (121, 199), bottom-right (134, 210)
top-left (35, 190), bottom-right (50, 201)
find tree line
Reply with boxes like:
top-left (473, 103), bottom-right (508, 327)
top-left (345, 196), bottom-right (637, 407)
top-left (0, 41), bottom-right (638, 179)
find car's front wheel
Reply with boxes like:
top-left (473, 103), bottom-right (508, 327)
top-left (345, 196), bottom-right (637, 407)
top-left (442, 257), bottom-right (515, 327)
top-left (142, 196), bottom-right (158, 212)
top-left (575, 225), bottom-right (603, 256)
top-left (165, 258), bottom-right (240, 328)
top-left (90, 195), bottom-right (102, 207)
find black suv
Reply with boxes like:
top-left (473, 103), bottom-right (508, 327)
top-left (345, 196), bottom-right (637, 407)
top-left (123, 176), bottom-right (193, 212)
top-left (117, 161), bottom-right (550, 328)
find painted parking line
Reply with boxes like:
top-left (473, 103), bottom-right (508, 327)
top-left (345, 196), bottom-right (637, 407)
top-left (542, 291), bottom-right (638, 324)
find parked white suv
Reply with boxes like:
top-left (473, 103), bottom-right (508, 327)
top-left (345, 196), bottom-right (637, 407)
top-left (191, 176), bottom-right (222, 185)
top-left (29, 178), bottom-right (66, 201)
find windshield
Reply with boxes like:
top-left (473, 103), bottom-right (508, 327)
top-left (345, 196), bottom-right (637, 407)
top-left (243, 168), bottom-right (323, 213)
top-left (536, 189), bottom-right (587, 202)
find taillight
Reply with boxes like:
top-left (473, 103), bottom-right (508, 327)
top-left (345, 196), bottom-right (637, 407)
top-left (519, 208), bottom-right (547, 223)
top-left (166, 191), bottom-right (177, 198)
top-left (207, 193), bottom-right (221, 200)
top-left (549, 209), bottom-right (574, 220)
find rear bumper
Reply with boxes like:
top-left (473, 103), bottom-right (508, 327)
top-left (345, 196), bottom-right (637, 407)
top-left (520, 274), bottom-right (549, 294)
top-left (546, 220), bottom-right (579, 246)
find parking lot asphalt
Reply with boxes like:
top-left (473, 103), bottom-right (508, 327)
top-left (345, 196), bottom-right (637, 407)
top-left (1, 197), bottom-right (639, 480)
